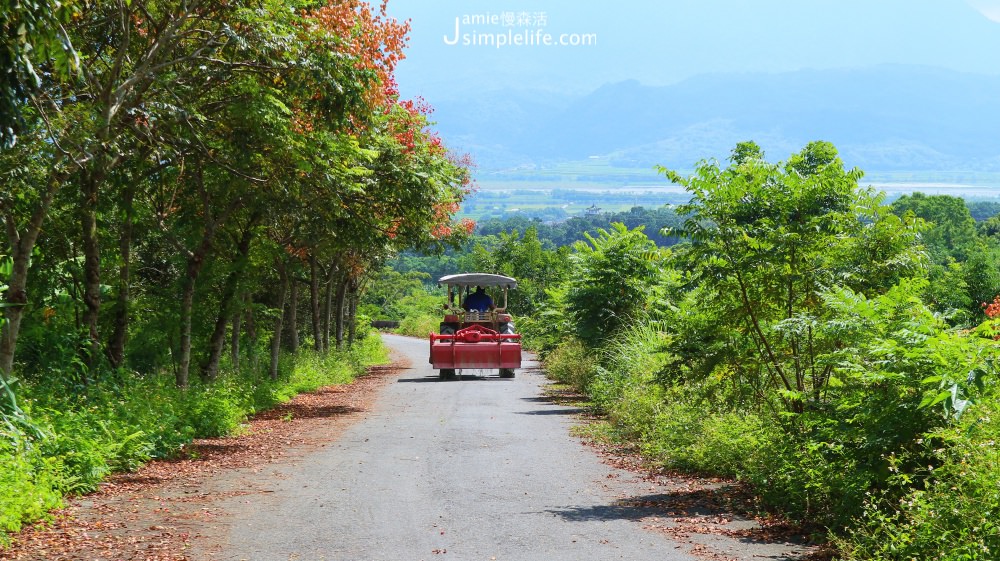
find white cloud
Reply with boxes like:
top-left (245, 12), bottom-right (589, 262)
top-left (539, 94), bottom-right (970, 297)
top-left (969, 0), bottom-right (1000, 23)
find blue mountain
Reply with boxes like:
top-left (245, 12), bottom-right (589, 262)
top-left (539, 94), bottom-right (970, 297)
top-left (429, 65), bottom-right (1000, 175)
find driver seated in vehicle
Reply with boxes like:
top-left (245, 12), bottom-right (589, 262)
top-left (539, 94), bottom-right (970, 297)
top-left (462, 286), bottom-right (494, 313)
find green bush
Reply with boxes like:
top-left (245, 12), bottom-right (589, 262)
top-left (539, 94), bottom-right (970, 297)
top-left (517, 285), bottom-right (571, 356)
top-left (838, 398), bottom-right (1000, 560)
top-left (181, 384), bottom-right (246, 439)
top-left (681, 412), bottom-right (774, 480)
top-left (36, 411), bottom-right (114, 494)
top-left (590, 365), bottom-right (671, 447)
top-left (543, 339), bottom-right (598, 392)
top-left (396, 314), bottom-right (439, 338)
top-left (745, 432), bottom-right (873, 529)
top-left (565, 223), bottom-right (662, 347)
top-left (0, 449), bottom-right (62, 542)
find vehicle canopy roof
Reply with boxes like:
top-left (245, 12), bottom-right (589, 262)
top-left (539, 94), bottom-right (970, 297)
top-left (438, 273), bottom-right (517, 290)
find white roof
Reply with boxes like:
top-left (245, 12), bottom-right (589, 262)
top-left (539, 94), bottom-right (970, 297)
top-left (438, 273), bottom-right (518, 289)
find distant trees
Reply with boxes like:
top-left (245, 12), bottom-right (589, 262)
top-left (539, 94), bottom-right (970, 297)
top-left (475, 206), bottom-right (684, 247)
top-left (467, 227), bottom-right (570, 316)
top-left (890, 192), bottom-right (1000, 321)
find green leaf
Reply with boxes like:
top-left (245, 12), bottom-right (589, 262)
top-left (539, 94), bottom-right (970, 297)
top-left (918, 389), bottom-right (951, 410)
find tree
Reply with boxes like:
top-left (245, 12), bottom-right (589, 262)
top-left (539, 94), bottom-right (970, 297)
top-left (0, 0), bottom-right (78, 146)
top-left (565, 223), bottom-right (662, 347)
top-left (0, 129), bottom-right (68, 377)
top-left (0, 0), bottom-right (473, 390)
top-left (891, 193), bottom-right (978, 262)
top-left (468, 226), bottom-right (570, 316)
top-left (662, 141), bottom-right (924, 413)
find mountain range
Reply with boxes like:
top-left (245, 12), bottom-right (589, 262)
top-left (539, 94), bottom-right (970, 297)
top-left (428, 65), bottom-right (1000, 178)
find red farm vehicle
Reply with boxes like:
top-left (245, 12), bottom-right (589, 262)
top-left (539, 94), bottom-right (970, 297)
top-left (429, 273), bottom-right (522, 380)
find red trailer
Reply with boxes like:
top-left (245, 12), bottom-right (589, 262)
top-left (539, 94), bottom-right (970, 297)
top-left (429, 273), bottom-right (522, 380)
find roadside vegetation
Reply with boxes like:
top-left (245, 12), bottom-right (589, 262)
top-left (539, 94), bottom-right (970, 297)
top-left (390, 141), bottom-right (1000, 560)
top-left (0, 0), bottom-right (473, 543)
top-left (0, 338), bottom-right (385, 542)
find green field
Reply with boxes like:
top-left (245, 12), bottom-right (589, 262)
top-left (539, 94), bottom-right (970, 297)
top-left (462, 156), bottom-right (1000, 222)
top-left (460, 186), bottom-right (688, 221)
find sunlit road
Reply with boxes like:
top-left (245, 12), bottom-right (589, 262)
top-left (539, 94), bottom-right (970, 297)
top-left (212, 334), bottom-right (694, 561)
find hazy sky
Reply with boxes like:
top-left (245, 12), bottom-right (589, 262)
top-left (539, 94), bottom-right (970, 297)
top-left (384, 0), bottom-right (1000, 101)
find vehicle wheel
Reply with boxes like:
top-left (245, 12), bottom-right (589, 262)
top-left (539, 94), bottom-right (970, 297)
top-left (440, 325), bottom-right (455, 335)
top-left (439, 368), bottom-right (456, 380)
top-left (499, 322), bottom-right (515, 341)
top-left (499, 368), bottom-right (515, 378)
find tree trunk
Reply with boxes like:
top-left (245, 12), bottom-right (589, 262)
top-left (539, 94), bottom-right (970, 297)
top-left (173, 170), bottom-right (241, 387)
top-left (0, 255), bottom-right (29, 379)
top-left (230, 307), bottom-right (242, 371)
top-left (176, 228), bottom-right (216, 387)
top-left (322, 263), bottom-right (337, 353)
top-left (202, 285), bottom-right (237, 382)
top-left (80, 174), bottom-right (102, 375)
top-left (286, 278), bottom-right (299, 353)
top-left (107, 184), bottom-right (134, 369)
top-left (269, 261), bottom-right (288, 381)
top-left (347, 282), bottom-right (358, 348)
top-left (201, 222), bottom-right (255, 382)
top-left (177, 273), bottom-right (197, 388)
top-left (245, 296), bottom-right (258, 369)
top-left (334, 276), bottom-right (349, 350)
top-left (309, 255), bottom-right (322, 352)
top-left (1, 171), bottom-right (63, 378)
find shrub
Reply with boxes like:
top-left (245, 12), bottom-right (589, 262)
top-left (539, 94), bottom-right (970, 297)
top-left (838, 398), bottom-right (1000, 560)
top-left (181, 383), bottom-right (246, 439)
top-left (396, 314), bottom-right (439, 338)
top-left (565, 223), bottom-right (662, 347)
top-left (0, 450), bottom-right (61, 543)
top-left (543, 339), bottom-right (598, 392)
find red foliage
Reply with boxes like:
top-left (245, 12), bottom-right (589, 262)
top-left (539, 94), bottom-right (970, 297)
top-left (304, 0), bottom-right (410, 109)
top-left (450, 152), bottom-right (477, 190)
top-left (380, 77), bottom-right (442, 155)
top-left (984, 295), bottom-right (1000, 320)
top-left (427, 203), bottom-right (475, 240)
top-left (285, 244), bottom-right (309, 262)
top-left (981, 296), bottom-right (1000, 340)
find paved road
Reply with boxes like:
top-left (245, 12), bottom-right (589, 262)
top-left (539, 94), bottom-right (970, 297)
top-left (214, 334), bottom-right (694, 561)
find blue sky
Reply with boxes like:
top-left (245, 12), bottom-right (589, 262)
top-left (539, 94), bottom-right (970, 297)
top-left (384, 1), bottom-right (1000, 101)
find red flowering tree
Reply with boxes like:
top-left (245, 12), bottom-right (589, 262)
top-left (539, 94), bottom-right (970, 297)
top-left (258, 1), bottom-right (474, 360)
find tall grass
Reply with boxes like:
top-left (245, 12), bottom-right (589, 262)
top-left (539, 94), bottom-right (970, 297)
top-left (396, 314), bottom-right (439, 338)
